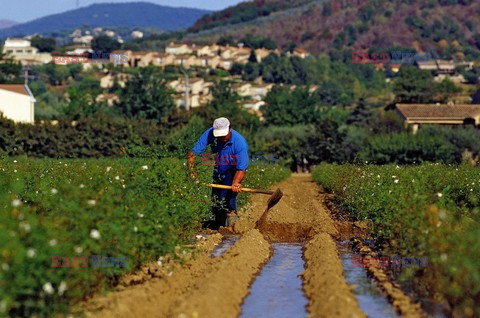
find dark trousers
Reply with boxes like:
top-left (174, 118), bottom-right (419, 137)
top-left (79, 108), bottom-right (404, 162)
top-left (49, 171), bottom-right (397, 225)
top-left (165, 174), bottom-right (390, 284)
top-left (211, 169), bottom-right (238, 229)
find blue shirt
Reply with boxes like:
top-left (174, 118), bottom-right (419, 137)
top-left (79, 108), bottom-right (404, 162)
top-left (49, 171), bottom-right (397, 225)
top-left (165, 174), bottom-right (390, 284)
top-left (192, 128), bottom-right (249, 175)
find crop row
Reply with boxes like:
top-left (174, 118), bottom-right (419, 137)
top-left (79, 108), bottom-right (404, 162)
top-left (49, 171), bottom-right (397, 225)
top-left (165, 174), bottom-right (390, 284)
top-left (0, 158), bottom-right (290, 317)
top-left (312, 163), bottom-right (480, 316)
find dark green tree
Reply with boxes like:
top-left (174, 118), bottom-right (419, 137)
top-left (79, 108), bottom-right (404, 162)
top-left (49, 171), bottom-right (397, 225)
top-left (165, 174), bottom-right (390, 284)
top-left (31, 36), bottom-right (57, 52)
top-left (393, 66), bottom-right (436, 103)
top-left (118, 70), bottom-right (175, 122)
top-left (91, 35), bottom-right (121, 53)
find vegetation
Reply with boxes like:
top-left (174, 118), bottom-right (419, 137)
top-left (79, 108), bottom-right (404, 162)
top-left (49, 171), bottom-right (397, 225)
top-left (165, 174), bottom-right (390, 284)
top-left (0, 157), bottom-right (289, 316)
top-left (312, 164), bottom-right (480, 315)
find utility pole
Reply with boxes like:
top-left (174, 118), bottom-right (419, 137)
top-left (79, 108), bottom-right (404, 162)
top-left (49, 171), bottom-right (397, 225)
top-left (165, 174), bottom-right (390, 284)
top-left (180, 67), bottom-right (190, 111)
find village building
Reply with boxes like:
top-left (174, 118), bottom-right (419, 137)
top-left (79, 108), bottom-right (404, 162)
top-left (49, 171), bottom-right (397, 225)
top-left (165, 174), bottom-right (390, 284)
top-left (243, 100), bottom-right (266, 111)
top-left (96, 93), bottom-right (120, 106)
top-left (152, 53), bottom-right (175, 67)
top-left (2, 38), bottom-right (51, 65)
top-left (166, 43), bottom-right (193, 55)
top-left (0, 84), bottom-right (36, 124)
top-left (395, 104), bottom-right (480, 133)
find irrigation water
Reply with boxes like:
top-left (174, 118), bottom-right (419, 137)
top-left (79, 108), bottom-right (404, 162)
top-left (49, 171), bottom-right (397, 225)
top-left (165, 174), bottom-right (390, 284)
top-left (337, 240), bottom-right (399, 318)
top-left (239, 243), bottom-right (308, 318)
top-left (211, 235), bottom-right (241, 257)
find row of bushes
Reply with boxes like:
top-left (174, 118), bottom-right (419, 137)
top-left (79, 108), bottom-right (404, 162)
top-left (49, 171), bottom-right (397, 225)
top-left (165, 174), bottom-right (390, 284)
top-left (0, 157), bottom-right (290, 316)
top-left (312, 164), bottom-right (480, 316)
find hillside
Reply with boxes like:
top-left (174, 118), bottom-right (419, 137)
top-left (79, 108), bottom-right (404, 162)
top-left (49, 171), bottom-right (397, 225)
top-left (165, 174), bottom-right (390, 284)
top-left (0, 2), bottom-right (210, 39)
top-left (0, 20), bottom-right (18, 30)
top-left (188, 0), bottom-right (480, 59)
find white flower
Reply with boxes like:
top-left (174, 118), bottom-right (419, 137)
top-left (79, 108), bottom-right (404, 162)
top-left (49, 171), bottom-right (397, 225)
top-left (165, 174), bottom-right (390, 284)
top-left (27, 248), bottom-right (36, 258)
top-left (79, 184), bottom-right (85, 188)
top-left (377, 175), bottom-right (380, 178)
top-left (49, 239), bottom-right (58, 246)
top-left (142, 165), bottom-right (148, 170)
top-left (90, 229), bottom-right (101, 240)
top-left (440, 253), bottom-right (448, 261)
top-left (157, 256), bottom-right (164, 267)
top-left (87, 200), bottom-right (96, 206)
top-left (13, 160), bottom-right (17, 163)
top-left (75, 246), bottom-right (83, 254)
top-left (13, 170), bottom-right (17, 173)
top-left (394, 179), bottom-right (399, 184)
top-left (1, 263), bottom-right (9, 271)
top-left (58, 281), bottom-right (67, 295)
top-left (106, 166), bottom-right (112, 172)
top-left (137, 213), bottom-right (144, 218)
top-left (19, 222), bottom-right (31, 233)
top-left (437, 193), bottom-right (443, 198)
top-left (43, 282), bottom-right (54, 295)
top-left (0, 299), bottom-right (6, 313)
top-left (133, 226), bottom-right (138, 232)
top-left (51, 188), bottom-right (58, 194)
top-left (115, 176), bottom-right (120, 180)
top-left (11, 199), bottom-right (21, 207)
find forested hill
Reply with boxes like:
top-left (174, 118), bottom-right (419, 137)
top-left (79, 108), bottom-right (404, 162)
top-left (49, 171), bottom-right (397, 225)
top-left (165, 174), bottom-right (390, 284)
top-left (0, 2), bottom-right (210, 38)
top-left (189, 0), bottom-right (480, 59)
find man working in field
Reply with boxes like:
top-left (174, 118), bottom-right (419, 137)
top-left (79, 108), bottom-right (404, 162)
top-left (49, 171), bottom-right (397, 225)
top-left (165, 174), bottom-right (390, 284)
top-left (187, 117), bottom-right (249, 229)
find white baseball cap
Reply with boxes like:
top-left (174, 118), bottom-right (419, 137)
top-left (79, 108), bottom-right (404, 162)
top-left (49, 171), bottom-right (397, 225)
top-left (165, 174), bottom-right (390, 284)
top-left (213, 117), bottom-right (230, 137)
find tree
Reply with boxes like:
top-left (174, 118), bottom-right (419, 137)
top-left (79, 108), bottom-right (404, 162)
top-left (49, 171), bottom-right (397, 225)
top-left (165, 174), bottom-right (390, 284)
top-left (118, 70), bottom-right (175, 122)
top-left (91, 35), bottom-right (121, 53)
top-left (346, 98), bottom-right (372, 126)
top-left (393, 66), bottom-right (436, 103)
top-left (31, 36), bottom-right (57, 52)
top-left (207, 81), bottom-right (260, 132)
top-left (263, 86), bottom-right (319, 126)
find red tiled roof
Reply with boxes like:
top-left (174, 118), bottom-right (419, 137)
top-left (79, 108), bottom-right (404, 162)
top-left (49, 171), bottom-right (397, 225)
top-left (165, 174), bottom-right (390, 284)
top-left (396, 104), bottom-right (480, 119)
top-left (0, 84), bottom-right (29, 96)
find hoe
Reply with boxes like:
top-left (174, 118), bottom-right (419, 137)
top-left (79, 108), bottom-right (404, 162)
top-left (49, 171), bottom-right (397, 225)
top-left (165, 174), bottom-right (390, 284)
top-left (204, 184), bottom-right (283, 211)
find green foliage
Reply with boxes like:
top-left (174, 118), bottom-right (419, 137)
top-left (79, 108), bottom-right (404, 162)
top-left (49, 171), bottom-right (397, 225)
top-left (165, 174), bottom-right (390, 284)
top-left (312, 163), bottom-right (480, 315)
top-left (393, 66), bottom-right (436, 103)
top-left (117, 70), bottom-right (175, 122)
top-left (0, 115), bottom-right (167, 158)
top-left (31, 36), bottom-right (57, 53)
top-left (206, 81), bottom-right (261, 133)
top-left (359, 132), bottom-right (457, 164)
top-left (0, 157), bottom-right (290, 316)
top-left (240, 33), bottom-right (277, 50)
top-left (263, 86), bottom-right (319, 126)
top-left (91, 35), bottom-right (121, 53)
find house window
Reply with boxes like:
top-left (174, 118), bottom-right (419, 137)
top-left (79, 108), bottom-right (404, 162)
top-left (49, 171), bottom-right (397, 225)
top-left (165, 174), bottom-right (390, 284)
top-left (26, 50), bottom-right (32, 53)
top-left (7, 50), bottom-right (13, 53)
top-left (16, 50), bottom-right (23, 53)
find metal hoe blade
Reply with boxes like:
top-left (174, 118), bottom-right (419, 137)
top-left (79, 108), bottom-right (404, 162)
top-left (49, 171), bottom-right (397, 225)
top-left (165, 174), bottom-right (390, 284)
top-left (267, 188), bottom-right (283, 211)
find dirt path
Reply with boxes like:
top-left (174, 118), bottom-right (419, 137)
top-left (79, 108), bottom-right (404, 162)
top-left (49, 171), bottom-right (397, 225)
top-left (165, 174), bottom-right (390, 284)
top-left (78, 174), bottom-right (370, 317)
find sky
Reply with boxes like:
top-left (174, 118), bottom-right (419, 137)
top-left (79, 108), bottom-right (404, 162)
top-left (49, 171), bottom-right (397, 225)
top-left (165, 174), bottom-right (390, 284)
top-left (1, 0), bottom-right (246, 23)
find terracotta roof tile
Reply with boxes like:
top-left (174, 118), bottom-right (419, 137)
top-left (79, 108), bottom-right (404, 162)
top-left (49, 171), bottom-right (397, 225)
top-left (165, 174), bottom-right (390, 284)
top-left (0, 84), bottom-right (29, 96)
top-left (396, 104), bottom-right (480, 119)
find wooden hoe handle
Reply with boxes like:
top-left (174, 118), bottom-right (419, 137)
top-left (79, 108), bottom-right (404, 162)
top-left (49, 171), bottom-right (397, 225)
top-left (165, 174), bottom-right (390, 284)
top-left (204, 183), bottom-right (274, 195)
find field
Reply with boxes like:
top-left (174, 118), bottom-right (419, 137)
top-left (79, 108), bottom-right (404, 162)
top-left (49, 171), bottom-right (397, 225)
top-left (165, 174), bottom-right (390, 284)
top-left (0, 157), bottom-right (289, 316)
top-left (312, 163), bottom-right (480, 316)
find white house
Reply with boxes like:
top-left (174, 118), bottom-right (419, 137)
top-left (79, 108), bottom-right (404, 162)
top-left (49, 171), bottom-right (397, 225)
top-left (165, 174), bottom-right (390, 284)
top-left (0, 84), bottom-right (36, 124)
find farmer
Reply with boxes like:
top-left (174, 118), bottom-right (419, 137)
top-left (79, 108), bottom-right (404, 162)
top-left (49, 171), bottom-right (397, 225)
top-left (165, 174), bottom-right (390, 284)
top-left (187, 117), bottom-right (249, 229)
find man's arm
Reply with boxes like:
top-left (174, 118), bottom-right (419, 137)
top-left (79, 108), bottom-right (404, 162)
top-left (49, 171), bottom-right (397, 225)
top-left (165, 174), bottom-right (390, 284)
top-left (188, 128), bottom-right (213, 179)
top-left (232, 170), bottom-right (245, 193)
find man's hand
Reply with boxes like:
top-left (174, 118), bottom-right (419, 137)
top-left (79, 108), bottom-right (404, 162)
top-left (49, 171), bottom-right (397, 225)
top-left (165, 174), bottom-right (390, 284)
top-left (232, 183), bottom-right (242, 193)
